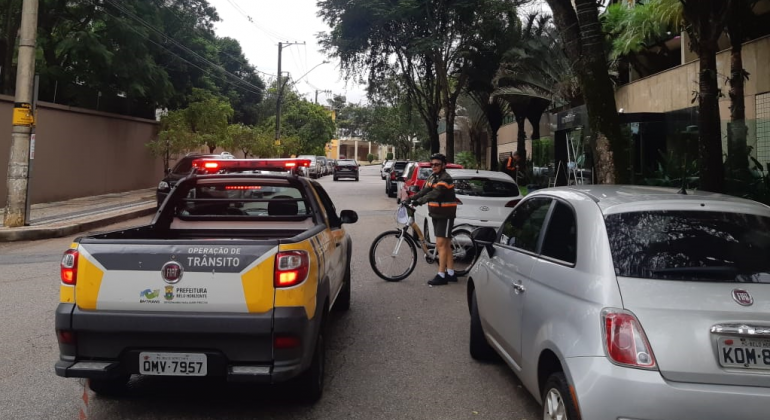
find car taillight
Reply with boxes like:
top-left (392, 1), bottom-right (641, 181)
top-left (274, 251), bottom-right (309, 287)
top-left (602, 309), bottom-right (657, 369)
top-left (61, 249), bottom-right (79, 285)
top-left (335, 166), bottom-right (340, 171)
top-left (390, 172), bottom-right (396, 180)
top-left (505, 199), bottom-right (520, 208)
top-left (56, 330), bottom-right (76, 345)
top-left (275, 335), bottom-right (301, 349)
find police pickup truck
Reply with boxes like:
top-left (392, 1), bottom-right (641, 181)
top-left (54, 158), bottom-right (357, 403)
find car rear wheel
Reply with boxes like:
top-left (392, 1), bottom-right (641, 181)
top-left (542, 373), bottom-right (579, 420)
top-left (470, 290), bottom-right (497, 361)
top-left (334, 177), bottom-right (338, 181)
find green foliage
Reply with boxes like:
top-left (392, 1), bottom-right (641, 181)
top-left (642, 150), bottom-right (700, 188)
top-left (455, 151), bottom-right (479, 169)
top-left (185, 89), bottom-right (234, 152)
top-left (366, 153), bottom-right (375, 163)
top-left (386, 152), bottom-right (394, 160)
top-left (531, 137), bottom-right (554, 167)
top-left (148, 110), bottom-right (199, 172)
top-left (602, 0), bottom-right (684, 59)
top-left (1, 0), bottom-right (264, 119)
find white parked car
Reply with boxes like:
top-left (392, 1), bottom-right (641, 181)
top-left (468, 185), bottom-right (770, 420)
top-left (413, 169), bottom-right (521, 241)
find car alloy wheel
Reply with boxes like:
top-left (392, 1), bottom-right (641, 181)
top-left (544, 388), bottom-right (567, 420)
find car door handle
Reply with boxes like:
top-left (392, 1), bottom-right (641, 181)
top-left (511, 281), bottom-right (526, 294)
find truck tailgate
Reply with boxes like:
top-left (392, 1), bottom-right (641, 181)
top-left (74, 243), bottom-right (278, 313)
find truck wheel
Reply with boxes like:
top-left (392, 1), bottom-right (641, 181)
top-left (334, 260), bottom-right (351, 312)
top-left (296, 317), bottom-right (326, 404)
top-left (542, 372), bottom-right (579, 420)
top-left (470, 290), bottom-right (497, 361)
top-left (88, 375), bottom-right (130, 397)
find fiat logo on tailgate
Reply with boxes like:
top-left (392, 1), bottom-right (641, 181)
top-left (732, 289), bottom-right (753, 306)
top-left (161, 261), bottom-right (183, 284)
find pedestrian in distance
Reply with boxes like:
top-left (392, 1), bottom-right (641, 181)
top-left (505, 151), bottom-right (523, 183)
top-left (404, 153), bottom-right (457, 286)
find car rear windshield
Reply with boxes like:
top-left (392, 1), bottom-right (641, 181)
top-left (338, 160), bottom-right (356, 165)
top-left (175, 183), bottom-right (309, 219)
top-left (605, 210), bottom-right (770, 282)
top-left (454, 178), bottom-right (519, 197)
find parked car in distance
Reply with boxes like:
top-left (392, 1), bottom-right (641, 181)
top-left (334, 159), bottom-right (359, 181)
top-left (468, 185), bottom-right (770, 420)
top-left (397, 161), bottom-right (463, 204)
top-left (326, 159), bottom-right (336, 175)
top-left (297, 155), bottom-right (321, 178)
top-left (156, 152), bottom-right (235, 207)
top-left (395, 162), bottom-right (416, 203)
top-left (317, 156), bottom-right (328, 176)
top-left (381, 160), bottom-right (394, 180)
top-left (413, 169), bottom-right (520, 240)
top-left (385, 160), bottom-right (410, 198)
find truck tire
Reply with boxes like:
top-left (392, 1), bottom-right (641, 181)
top-left (334, 260), bottom-right (351, 312)
top-left (296, 316), bottom-right (326, 404)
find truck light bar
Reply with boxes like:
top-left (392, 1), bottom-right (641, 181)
top-left (191, 158), bottom-right (311, 174)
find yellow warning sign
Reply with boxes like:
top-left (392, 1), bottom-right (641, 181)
top-left (274, 140), bottom-right (282, 146)
top-left (12, 103), bottom-right (34, 126)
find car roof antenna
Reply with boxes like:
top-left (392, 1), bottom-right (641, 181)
top-left (677, 154), bottom-right (688, 195)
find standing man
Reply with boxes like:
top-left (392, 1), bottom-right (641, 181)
top-left (505, 151), bottom-right (522, 183)
top-left (406, 153), bottom-right (457, 286)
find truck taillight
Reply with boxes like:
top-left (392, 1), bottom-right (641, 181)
top-left (602, 309), bottom-right (657, 369)
top-left (274, 251), bottom-right (309, 288)
top-left (505, 199), bottom-right (521, 208)
top-left (61, 249), bottom-right (79, 285)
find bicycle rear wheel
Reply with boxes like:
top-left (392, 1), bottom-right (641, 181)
top-left (369, 229), bottom-right (418, 281)
top-left (450, 229), bottom-right (477, 277)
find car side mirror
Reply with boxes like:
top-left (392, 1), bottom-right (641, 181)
top-left (409, 186), bottom-right (420, 193)
top-left (340, 210), bottom-right (358, 224)
top-left (472, 227), bottom-right (497, 256)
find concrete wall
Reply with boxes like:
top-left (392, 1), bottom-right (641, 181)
top-left (0, 95), bottom-right (162, 207)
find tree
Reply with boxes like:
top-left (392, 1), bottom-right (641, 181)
top-left (546, 0), bottom-right (628, 184)
top-left (185, 89), bottom-right (234, 152)
top-left (319, 0), bottom-right (528, 162)
top-left (148, 110), bottom-right (198, 173)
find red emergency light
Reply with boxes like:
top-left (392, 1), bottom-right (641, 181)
top-left (192, 158), bottom-right (311, 174)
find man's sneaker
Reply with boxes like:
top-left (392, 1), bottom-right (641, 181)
top-left (446, 272), bottom-right (458, 282)
top-left (428, 274), bottom-right (448, 286)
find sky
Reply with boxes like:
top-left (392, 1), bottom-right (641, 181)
top-left (206, 0), bottom-right (369, 105)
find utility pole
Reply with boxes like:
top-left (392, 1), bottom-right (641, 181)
top-left (315, 89), bottom-right (332, 104)
top-left (275, 41), bottom-right (305, 148)
top-left (4, 0), bottom-right (39, 228)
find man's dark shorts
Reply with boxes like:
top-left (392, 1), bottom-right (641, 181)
top-left (432, 218), bottom-right (454, 238)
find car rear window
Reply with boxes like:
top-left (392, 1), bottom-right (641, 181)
top-left (454, 178), bottom-right (519, 197)
top-left (338, 160), bottom-right (356, 165)
top-left (175, 183), bottom-right (309, 219)
top-left (605, 210), bottom-right (770, 282)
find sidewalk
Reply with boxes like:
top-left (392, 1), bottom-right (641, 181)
top-left (0, 188), bottom-right (156, 242)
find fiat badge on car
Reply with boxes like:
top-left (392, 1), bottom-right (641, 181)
top-left (161, 261), bottom-right (183, 284)
top-left (731, 288), bottom-right (753, 306)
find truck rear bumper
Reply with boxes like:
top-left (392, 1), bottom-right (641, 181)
top-left (55, 304), bottom-right (318, 384)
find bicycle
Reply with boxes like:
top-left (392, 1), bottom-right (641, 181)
top-left (368, 203), bottom-right (478, 282)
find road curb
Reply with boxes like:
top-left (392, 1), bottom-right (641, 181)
top-left (0, 204), bottom-right (156, 242)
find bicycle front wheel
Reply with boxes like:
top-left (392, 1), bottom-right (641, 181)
top-left (369, 229), bottom-right (418, 281)
top-left (450, 229), bottom-right (477, 277)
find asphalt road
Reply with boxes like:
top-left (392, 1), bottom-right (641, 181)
top-left (0, 165), bottom-right (541, 420)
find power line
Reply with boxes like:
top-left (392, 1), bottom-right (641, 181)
top-left (101, 0), bottom-right (265, 94)
top-left (95, 5), bottom-right (264, 97)
top-left (223, 0), bottom-right (300, 43)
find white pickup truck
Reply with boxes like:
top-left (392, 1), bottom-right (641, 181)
top-left (54, 158), bottom-right (357, 403)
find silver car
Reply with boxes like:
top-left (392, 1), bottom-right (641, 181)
top-left (467, 185), bottom-right (770, 420)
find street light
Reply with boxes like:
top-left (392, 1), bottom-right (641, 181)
top-left (275, 60), bottom-right (330, 149)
